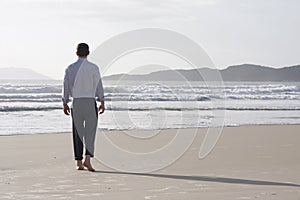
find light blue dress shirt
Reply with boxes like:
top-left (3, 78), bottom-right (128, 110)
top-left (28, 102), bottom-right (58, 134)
top-left (62, 58), bottom-right (104, 104)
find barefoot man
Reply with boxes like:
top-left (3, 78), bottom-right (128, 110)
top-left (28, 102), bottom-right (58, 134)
top-left (62, 43), bottom-right (105, 172)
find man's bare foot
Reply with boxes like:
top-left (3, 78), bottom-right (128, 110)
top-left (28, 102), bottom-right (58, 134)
top-left (83, 155), bottom-right (95, 172)
top-left (77, 160), bottom-right (84, 170)
top-left (83, 162), bottom-right (95, 172)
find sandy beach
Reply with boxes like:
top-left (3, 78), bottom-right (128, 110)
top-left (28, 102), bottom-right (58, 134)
top-left (0, 125), bottom-right (299, 199)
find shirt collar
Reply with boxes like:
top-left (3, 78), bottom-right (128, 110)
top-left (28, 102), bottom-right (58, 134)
top-left (78, 57), bottom-right (87, 61)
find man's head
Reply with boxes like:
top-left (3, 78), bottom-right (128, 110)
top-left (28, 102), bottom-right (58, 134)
top-left (76, 43), bottom-right (90, 58)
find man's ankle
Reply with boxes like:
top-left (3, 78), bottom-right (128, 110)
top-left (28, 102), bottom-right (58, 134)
top-left (85, 155), bottom-right (91, 162)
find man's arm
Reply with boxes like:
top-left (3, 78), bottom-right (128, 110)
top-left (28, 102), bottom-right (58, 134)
top-left (95, 69), bottom-right (105, 114)
top-left (62, 68), bottom-right (70, 115)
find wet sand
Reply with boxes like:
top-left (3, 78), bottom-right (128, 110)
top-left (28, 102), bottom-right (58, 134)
top-left (0, 125), bottom-right (299, 199)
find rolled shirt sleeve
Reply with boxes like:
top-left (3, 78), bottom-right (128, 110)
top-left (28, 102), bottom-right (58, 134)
top-left (62, 68), bottom-right (70, 104)
top-left (95, 69), bottom-right (105, 102)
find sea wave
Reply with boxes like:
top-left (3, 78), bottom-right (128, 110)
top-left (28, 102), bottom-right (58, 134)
top-left (0, 86), bottom-right (61, 94)
top-left (1, 83), bottom-right (299, 94)
top-left (0, 106), bottom-right (62, 112)
top-left (1, 83), bottom-right (300, 101)
top-left (1, 105), bottom-right (299, 112)
top-left (0, 93), bottom-right (299, 101)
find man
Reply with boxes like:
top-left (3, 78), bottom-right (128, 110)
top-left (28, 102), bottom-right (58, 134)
top-left (62, 43), bottom-right (105, 172)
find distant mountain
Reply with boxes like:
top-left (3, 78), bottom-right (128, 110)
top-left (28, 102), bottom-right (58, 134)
top-left (221, 64), bottom-right (300, 82)
top-left (0, 67), bottom-right (52, 80)
top-left (103, 64), bottom-right (300, 82)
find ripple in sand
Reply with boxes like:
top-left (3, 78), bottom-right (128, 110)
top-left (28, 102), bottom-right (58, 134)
top-left (67, 189), bottom-right (86, 193)
top-left (32, 183), bottom-right (45, 187)
top-left (145, 195), bottom-right (157, 199)
top-left (56, 184), bottom-right (73, 189)
top-left (150, 186), bottom-right (178, 192)
top-left (178, 191), bottom-right (187, 194)
top-left (57, 180), bottom-right (72, 183)
top-left (90, 182), bottom-right (102, 186)
top-left (104, 179), bottom-right (118, 183)
top-left (237, 197), bottom-right (251, 200)
top-left (119, 188), bottom-right (132, 191)
top-left (90, 193), bottom-right (104, 196)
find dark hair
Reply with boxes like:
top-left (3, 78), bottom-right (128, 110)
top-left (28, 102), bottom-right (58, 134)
top-left (77, 43), bottom-right (89, 57)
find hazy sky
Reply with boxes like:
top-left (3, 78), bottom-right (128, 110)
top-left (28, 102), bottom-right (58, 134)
top-left (0, 0), bottom-right (299, 79)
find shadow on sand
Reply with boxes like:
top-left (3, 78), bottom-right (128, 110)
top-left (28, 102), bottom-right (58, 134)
top-left (94, 170), bottom-right (300, 187)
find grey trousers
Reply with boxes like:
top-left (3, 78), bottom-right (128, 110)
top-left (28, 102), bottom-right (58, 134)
top-left (71, 98), bottom-right (98, 160)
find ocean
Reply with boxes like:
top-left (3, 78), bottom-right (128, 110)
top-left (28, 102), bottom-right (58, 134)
top-left (0, 79), bottom-right (300, 135)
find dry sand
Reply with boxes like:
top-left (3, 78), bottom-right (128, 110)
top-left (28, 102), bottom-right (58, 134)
top-left (0, 125), bottom-right (299, 199)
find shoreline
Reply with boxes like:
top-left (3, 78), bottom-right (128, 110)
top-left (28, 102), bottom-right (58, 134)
top-left (1, 123), bottom-right (300, 137)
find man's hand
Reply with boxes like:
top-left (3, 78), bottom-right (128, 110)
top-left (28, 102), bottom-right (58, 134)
top-left (63, 103), bottom-right (70, 115)
top-left (99, 101), bottom-right (105, 114)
